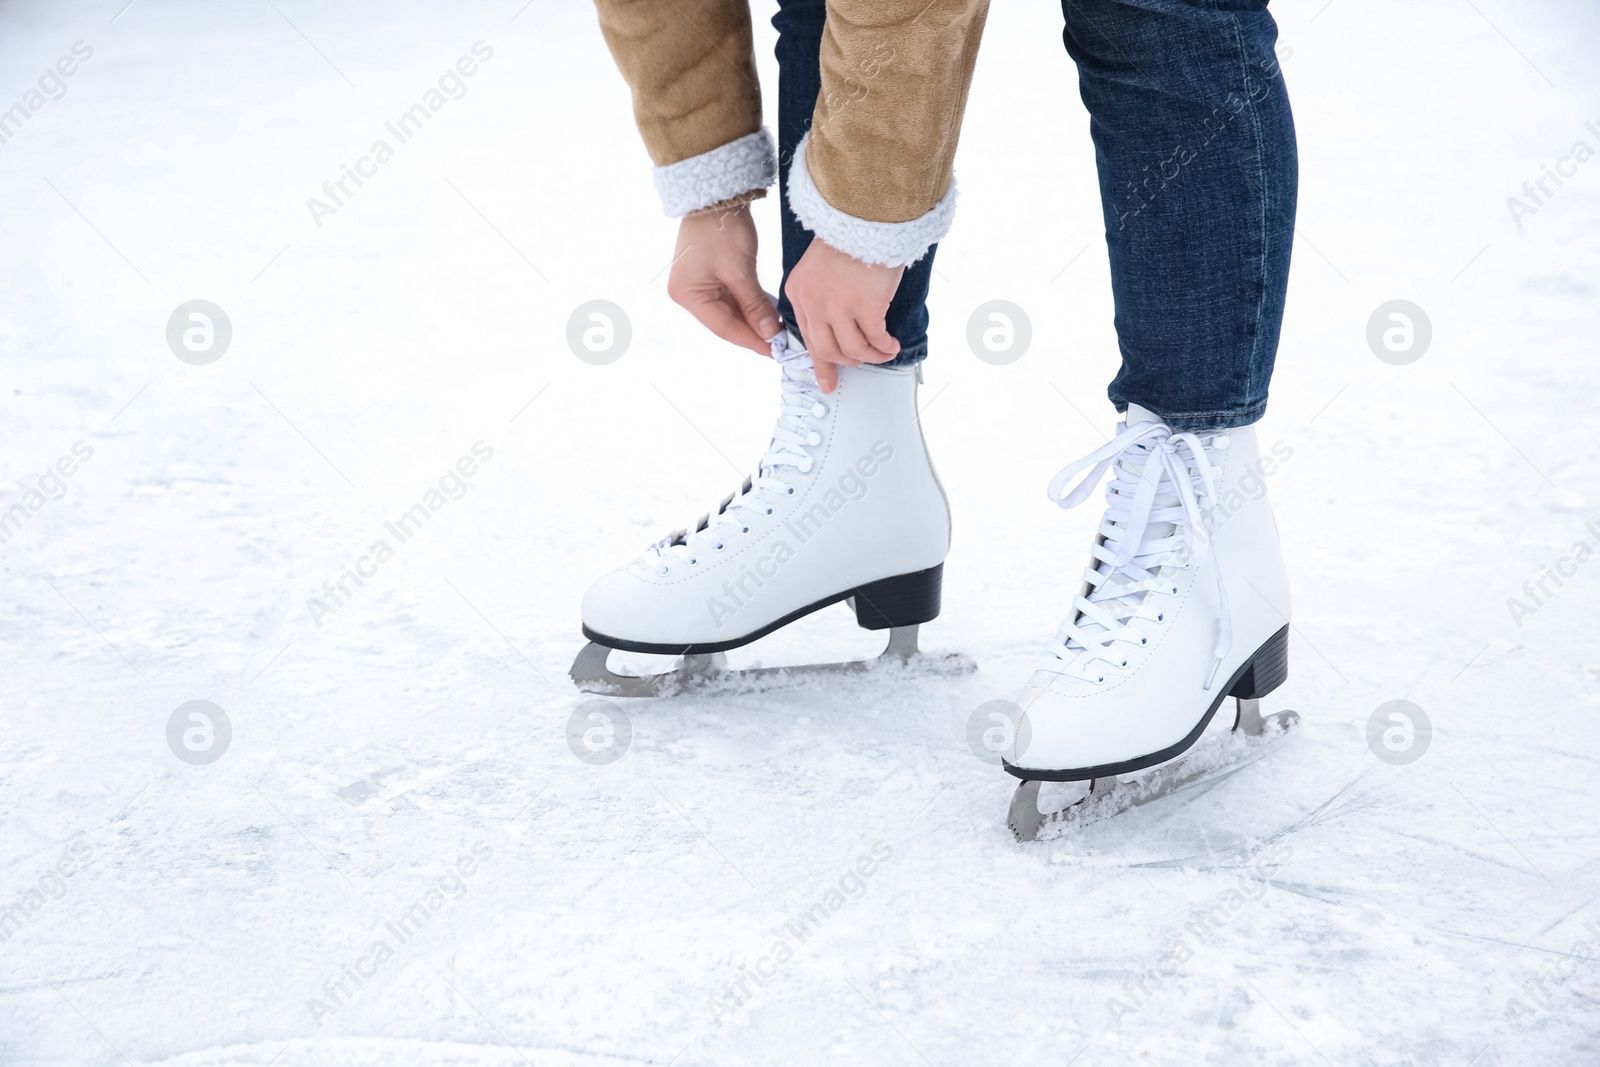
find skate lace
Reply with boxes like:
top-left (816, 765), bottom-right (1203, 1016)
top-left (645, 333), bottom-right (826, 573)
top-left (1040, 418), bottom-right (1234, 688)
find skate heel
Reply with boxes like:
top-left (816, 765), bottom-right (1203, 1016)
top-left (1228, 624), bottom-right (1290, 700)
top-left (850, 564), bottom-right (943, 630)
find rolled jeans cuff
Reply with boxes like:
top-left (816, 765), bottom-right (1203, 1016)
top-left (1116, 398), bottom-right (1267, 433)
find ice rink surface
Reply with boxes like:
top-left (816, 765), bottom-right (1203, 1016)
top-left (2, 0), bottom-right (1598, 1063)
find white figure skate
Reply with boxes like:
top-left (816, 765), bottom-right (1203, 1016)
top-left (571, 332), bottom-right (974, 697)
top-left (1005, 406), bottom-right (1300, 841)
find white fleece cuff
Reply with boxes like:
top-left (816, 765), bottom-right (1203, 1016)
top-left (786, 132), bottom-right (956, 268)
top-left (652, 128), bottom-right (777, 217)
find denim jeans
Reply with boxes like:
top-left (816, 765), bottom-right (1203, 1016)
top-left (772, 0), bottom-right (937, 367)
top-left (772, 0), bottom-right (1298, 432)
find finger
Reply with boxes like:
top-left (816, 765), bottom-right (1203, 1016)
top-left (818, 335), bottom-right (863, 368)
top-left (808, 324), bottom-right (844, 394)
top-left (834, 317), bottom-right (896, 365)
top-left (813, 355), bottom-right (838, 393)
top-left (826, 324), bottom-right (867, 368)
top-left (687, 294), bottom-right (772, 356)
top-left (730, 277), bottom-right (781, 343)
top-left (791, 300), bottom-right (857, 367)
top-left (861, 314), bottom-right (901, 362)
top-left (807, 320), bottom-right (846, 370)
top-left (791, 301), bottom-right (812, 358)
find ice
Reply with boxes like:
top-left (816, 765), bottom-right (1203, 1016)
top-left (2, 0), bottom-right (1598, 1064)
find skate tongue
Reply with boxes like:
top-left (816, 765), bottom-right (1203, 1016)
top-left (1044, 413), bottom-right (1224, 673)
top-left (646, 342), bottom-right (821, 564)
top-left (771, 330), bottom-right (814, 377)
top-left (756, 330), bottom-right (823, 481)
top-left (1124, 403), bottom-right (1162, 427)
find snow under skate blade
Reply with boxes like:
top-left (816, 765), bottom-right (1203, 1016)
top-left (1008, 707), bottom-right (1301, 842)
top-left (569, 624), bottom-right (976, 698)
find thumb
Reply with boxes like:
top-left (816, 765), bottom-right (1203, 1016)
top-left (862, 315), bottom-right (900, 361)
top-left (730, 277), bottom-right (781, 342)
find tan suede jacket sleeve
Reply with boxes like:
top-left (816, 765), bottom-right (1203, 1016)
top-left (593, 0), bottom-right (774, 217)
top-left (593, 0), bottom-right (988, 266)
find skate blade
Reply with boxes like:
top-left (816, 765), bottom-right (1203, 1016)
top-left (569, 624), bottom-right (976, 698)
top-left (1008, 706), bottom-right (1301, 842)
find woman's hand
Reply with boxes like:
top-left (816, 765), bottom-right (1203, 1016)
top-left (667, 205), bottom-right (780, 356)
top-left (784, 237), bottom-right (903, 392)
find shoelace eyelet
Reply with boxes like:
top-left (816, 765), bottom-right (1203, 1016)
top-left (785, 485), bottom-right (797, 495)
top-left (741, 526), bottom-right (751, 535)
top-left (689, 557), bottom-right (698, 565)
top-left (713, 543), bottom-right (725, 551)
top-left (1155, 613), bottom-right (1164, 623)
top-left (658, 566), bottom-right (670, 576)
top-left (1096, 675), bottom-right (1106, 684)
top-left (1139, 635), bottom-right (1149, 645)
top-left (764, 506), bottom-right (775, 516)
top-left (1119, 658), bottom-right (1129, 668)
